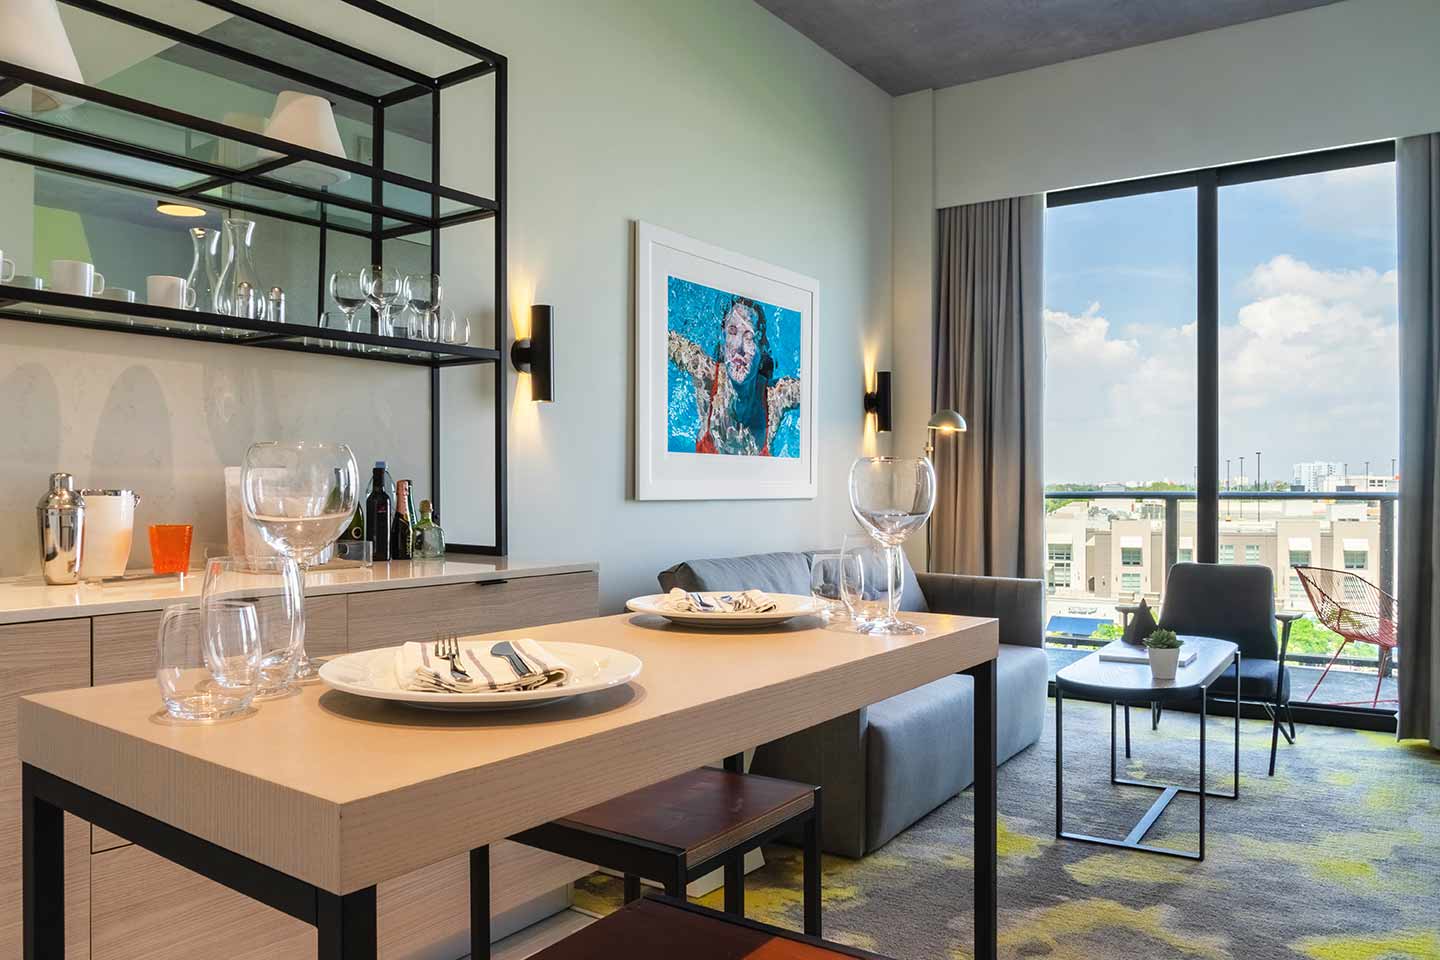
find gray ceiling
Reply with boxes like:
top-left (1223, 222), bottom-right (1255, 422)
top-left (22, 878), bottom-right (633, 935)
top-left (754, 0), bottom-right (1346, 95)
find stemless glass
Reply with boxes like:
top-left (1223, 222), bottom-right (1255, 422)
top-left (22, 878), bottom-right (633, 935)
top-left (156, 603), bottom-right (259, 721)
top-left (361, 264), bottom-right (402, 337)
top-left (811, 552), bottom-right (860, 623)
top-left (848, 457), bottom-right (936, 634)
top-left (840, 532), bottom-right (894, 628)
top-left (241, 441), bottom-right (358, 681)
top-left (202, 555), bottom-right (304, 699)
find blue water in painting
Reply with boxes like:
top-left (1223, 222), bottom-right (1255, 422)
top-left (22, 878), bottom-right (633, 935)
top-left (666, 275), bottom-right (802, 458)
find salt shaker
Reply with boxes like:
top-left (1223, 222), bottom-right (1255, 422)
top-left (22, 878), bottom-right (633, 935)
top-left (268, 286), bottom-right (286, 324)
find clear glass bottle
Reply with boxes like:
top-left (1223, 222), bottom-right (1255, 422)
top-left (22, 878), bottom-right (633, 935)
top-left (185, 227), bottom-right (221, 314)
top-left (412, 499), bottom-right (445, 560)
top-left (215, 218), bottom-right (266, 320)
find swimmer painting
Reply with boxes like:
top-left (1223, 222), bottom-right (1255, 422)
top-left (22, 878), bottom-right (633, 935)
top-left (665, 276), bottom-right (802, 458)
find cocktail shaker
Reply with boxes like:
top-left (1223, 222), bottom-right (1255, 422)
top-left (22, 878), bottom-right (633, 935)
top-left (37, 473), bottom-right (84, 584)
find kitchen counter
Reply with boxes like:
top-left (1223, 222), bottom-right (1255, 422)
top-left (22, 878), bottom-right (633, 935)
top-left (0, 558), bottom-right (597, 624)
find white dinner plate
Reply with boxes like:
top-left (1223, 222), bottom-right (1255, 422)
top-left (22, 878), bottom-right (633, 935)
top-left (625, 592), bottom-right (822, 629)
top-left (317, 640), bottom-right (642, 711)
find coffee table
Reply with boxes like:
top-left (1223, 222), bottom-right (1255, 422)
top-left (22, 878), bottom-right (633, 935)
top-left (1054, 636), bottom-right (1240, 861)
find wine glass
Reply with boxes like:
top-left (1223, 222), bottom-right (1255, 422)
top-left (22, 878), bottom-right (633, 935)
top-left (241, 441), bottom-right (359, 681)
top-left (848, 457), bottom-right (936, 634)
top-left (329, 270), bottom-right (366, 339)
top-left (404, 274), bottom-right (441, 318)
top-left (361, 264), bottom-right (402, 337)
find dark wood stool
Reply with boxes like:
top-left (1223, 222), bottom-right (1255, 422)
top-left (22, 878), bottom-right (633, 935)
top-left (526, 895), bottom-right (889, 960)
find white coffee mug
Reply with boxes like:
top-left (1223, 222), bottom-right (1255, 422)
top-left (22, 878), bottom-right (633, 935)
top-left (51, 259), bottom-right (104, 296)
top-left (100, 287), bottom-right (136, 303)
top-left (147, 275), bottom-right (195, 310)
top-left (0, 249), bottom-right (14, 283)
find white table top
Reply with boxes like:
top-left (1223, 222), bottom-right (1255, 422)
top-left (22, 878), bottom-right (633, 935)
top-left (0, 558), bottom-right (597, 624)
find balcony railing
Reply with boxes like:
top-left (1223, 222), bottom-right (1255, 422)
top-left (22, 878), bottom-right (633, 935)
top-left (1043, 489), bottom-right (1399, 711)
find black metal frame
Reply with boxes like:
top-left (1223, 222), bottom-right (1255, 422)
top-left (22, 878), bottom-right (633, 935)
top-left (0, 0), bottom-right (509, 554)
top-left (1054, 652), bottom-right (1240, 861)
top-left (1046, 139), bottom-right (1396, 572)
top-left (24, 655), bottom-right (1001, 960)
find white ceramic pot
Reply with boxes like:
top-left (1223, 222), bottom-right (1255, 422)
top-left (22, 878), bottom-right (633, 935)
top-left (1148, 646), bottom-right (1181, 680)
top-left (77, 489), bottom-right (138, 580)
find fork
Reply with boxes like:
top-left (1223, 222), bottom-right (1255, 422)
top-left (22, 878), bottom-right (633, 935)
top-left (433, 634), bottom-right (470, 683)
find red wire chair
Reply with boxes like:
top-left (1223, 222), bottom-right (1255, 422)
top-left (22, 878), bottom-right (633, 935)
top-left (1293, 565), bottom-right (1398, 707)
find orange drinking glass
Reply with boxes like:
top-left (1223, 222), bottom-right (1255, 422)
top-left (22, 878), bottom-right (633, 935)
top-left (148, 524), bottom-right (193, 575)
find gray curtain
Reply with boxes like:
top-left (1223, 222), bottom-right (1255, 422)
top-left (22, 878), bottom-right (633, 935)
top-left (931, 196), bottom-right (1044, 579)
top-left (1398, 133), bottom-right (1440, 748)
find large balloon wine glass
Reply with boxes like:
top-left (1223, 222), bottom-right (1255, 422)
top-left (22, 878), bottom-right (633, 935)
top-left (241, 441), bottom-right (358, 682)
top-left (848, 457), bottom-right (936, 635)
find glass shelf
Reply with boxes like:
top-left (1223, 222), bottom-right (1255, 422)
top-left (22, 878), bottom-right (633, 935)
top-left (0, 287), bottom-right (500, 367)
top-left (0, 65), bottom-right (498, 235)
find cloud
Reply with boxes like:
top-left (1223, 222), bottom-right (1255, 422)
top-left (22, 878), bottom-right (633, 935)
top-left (1044, 255), bottom-right (1397, 483)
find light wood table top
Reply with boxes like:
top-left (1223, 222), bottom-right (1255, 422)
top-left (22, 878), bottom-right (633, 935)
top-left (20, 611), bottom-right (997, 894)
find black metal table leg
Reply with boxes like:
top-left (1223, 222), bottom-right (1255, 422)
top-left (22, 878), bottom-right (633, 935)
top-left (1054, 685), bottom-right (1064, 839)
top-left (1199, 683), bottom-right (1207, 861)
top-left (1234, 653), bottom-right (1242, 796)
top-left (317, 887), bottom-right (378, 960)
top-left (721, 752), bottom-right (746, 916)
top-left (471, 846), bottom-right (490, 960)
top-left (965, 658), bottom-right (998, 960)
top-left (802, 792), bottom-right (822, 937)
top-left (23, 765), bottom-right (65, 960)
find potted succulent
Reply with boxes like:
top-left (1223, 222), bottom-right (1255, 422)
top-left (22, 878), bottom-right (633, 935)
top-left (1144, 629), bottom-right (1184, 680)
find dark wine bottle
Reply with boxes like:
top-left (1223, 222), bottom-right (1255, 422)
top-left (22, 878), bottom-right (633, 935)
top-left (391, 479), bottom-right (414, 560)
top-left (366, 460), bottom-right (391, 561)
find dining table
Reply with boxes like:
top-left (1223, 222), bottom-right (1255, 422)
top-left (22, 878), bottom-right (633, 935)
top-left (20, 609), bottom-right (1001, 960)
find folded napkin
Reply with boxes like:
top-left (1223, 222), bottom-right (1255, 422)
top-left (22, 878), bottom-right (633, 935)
top-left (665, 588), bottom-right (778, 614)
top-left (394, 638), bottom-right (571, 693)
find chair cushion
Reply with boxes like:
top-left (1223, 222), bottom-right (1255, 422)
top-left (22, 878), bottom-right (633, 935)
top-left (658, 552), bottom-right (813, 596)
top-left (1209, 657), bottom-right (1291, 703)
top-left (1157, 562), bottom-right (1279, 661)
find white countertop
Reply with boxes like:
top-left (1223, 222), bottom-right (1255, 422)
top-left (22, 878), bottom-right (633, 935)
top-left (0, 558), bottom-right (597, 625)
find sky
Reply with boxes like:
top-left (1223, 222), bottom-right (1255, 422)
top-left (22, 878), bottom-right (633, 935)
top-left (1043, 163), bottom-right (1398, 486)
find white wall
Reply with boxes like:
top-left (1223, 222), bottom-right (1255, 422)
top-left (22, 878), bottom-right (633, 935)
top-left (932, 0), bottom-right (1440, 207)
top-left (892, 0), bottom-right (1440, 523)
top-left (1, 0), bottom-right (894, 608)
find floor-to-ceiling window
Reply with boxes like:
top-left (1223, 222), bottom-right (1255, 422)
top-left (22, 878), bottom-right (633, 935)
top-left (1042, 144), bottom-right (1399, 721)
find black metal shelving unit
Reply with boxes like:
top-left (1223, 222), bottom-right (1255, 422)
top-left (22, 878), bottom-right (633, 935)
top-left (0, 0), bottom-right (508, 553)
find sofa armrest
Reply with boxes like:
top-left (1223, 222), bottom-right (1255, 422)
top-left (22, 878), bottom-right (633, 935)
top-left (916, 572), bottom-right (1045, 649)
top-left (749, 709), bottom-right (870, 858)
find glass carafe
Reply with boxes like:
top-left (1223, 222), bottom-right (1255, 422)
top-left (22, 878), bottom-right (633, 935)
top-left (215, 218), bottom-right (266, 321)
top-left (185, 227), bottom-right (221, 315)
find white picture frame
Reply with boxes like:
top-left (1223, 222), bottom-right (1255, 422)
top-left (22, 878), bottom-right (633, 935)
top-left (635, 221), bottom-right (819, 501)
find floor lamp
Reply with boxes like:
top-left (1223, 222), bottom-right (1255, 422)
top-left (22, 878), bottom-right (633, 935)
top-left (925, 409), bottom-right (967, 570)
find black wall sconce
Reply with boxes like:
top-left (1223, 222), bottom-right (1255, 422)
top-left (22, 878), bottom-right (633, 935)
top-left (864, 370), bottom-right (892, 433)
top-left (510, 304), bottom-right (554, 402)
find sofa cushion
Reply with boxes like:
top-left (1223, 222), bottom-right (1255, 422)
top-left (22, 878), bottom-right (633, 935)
top-left (658, 551), bottom-right (813, 596)
top-left (863, 643), bottom-right (1049, 853)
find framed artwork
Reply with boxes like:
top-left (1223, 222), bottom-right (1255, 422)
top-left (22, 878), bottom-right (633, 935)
top-left (635, 221), bottom-right (819, 500)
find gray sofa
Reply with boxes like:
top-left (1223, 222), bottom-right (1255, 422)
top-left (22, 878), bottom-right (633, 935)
top-left (658, 551), bottom-right (1047, 858)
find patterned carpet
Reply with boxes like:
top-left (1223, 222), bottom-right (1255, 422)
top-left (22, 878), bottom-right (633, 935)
top-left (574, 699), bottom-right (1440, 960)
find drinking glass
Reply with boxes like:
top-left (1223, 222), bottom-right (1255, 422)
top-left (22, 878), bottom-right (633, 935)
top-left (848, 457), bottom-right (936, 634)
top-left (811, 552), bottom-right (860, 623)
top-left (202, 555), bottom-right (304, 699)
top-left (329, 270), bottom-right (366, 336)
top-left (148, 523), bottom-right (193, 579)
top-left (361, 264), bottom-right (402, 337)
top-left (241, 441), bottom-right (358, 681)
top-left (404, 272), bottom-right (441, 318)
top-left (840, 532), bottom-right (895, 628)
top-left (156, 603), bottom-right (259, 722)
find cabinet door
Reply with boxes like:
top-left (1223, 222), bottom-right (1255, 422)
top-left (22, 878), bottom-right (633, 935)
top-left (347, 572), bottom-right (599, 652)
top-left (0, 618), bottom-right (92, 960)
top-left (90, 597), bottom-right (346, 851)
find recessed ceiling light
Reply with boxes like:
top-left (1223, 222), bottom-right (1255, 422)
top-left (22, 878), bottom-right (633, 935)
top-left (155, 199), bottom-right (206, 218)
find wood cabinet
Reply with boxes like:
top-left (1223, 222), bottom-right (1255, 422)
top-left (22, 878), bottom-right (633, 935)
top-left (0, 618), bottom-right (92, 959)
top-left (21, 570), bottom-right (598, 960)
top-left (347, 573), bottom-right (599, 651)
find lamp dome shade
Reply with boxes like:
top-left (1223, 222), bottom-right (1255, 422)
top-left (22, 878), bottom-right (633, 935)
top-left (259, 91), bottom-right (351, 187)
top-left (0, 0), bottom-right (85, 113)
top-left (927, 409), bottom-right (968, 433)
